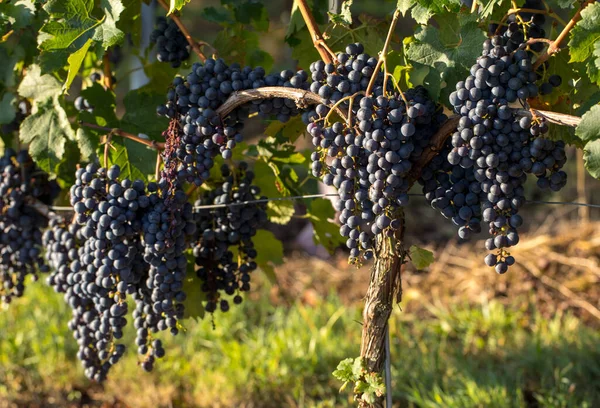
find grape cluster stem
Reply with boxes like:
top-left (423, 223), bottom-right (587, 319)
top-left (533, 0), bottom-right (597, 70)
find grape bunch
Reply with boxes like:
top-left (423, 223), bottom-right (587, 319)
top-left (438, 32), bottom-right (567, 273)
top-left (150, 16), bottom-right (190, 68)
top-left (137, 182), bottom-right (195, 369)
top-left (157, 59), bottom-right (309, 186)
top-left (67, 164), bottom-right (151, 381)
top-left (0, 149), bottom-right (58, 304)
top-left (193, 162), bottom-right (267, 313)
top-left (301, 44), bottom-right (446, 261)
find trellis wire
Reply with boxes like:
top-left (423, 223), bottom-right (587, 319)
top-left (48, 194), bottom-right (600, 213)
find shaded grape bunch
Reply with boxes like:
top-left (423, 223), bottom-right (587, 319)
top-left (150, 16), bottom-right (190, 68)
top-left (68, 164), bottom-right (152, 381)
top-left (157, 59), bottom-right (309, 186)
top-left (304, 54), bottom-right (446, 262)
top-left (444, 32), bottom-right (567, 273)
top-left (137, 181), bottom-right (195, 370)
top-left (193, 162), bottom-right (267, 313)
top-left (0, 149), bottom-right (58, 304)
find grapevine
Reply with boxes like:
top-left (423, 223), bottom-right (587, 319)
top-left (0, 0), bottom-right (599, 407)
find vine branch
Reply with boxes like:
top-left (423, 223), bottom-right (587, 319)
top-left (79, 122), bottom-right (165, 150)
top-left (157, 0), bottom-right (207, 62)
top-left (533, 0), bottom-right (596, 70)
top-left (215, 86), bottom-right (348, 120)
top-left (295, 0), bottom-right (336, 64)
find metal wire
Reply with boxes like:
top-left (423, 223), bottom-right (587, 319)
top-left (48, 194), bottom-right (600, 212)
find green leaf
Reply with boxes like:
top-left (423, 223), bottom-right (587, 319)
top-left (224, 0), bottom-right (270, 31)
top-left (575, 104), bottom-right (600, 142)
top-left (40, 0), bottom-right (102, 51)
top-left (332, 358), bottom-right (356, 383)
top-left (568, 2), bottom-right (600, 63)
top-left (546, 123), bottom-right (582, 148)
top-left (93, 0), bottom-right (125, 49)
top-left (55, 140), bottom-right (80, 188)
top-left (478, 0), bottom-right (511, 20)
top-left (267, 200), bottom-right (296, 224)
top-left (105, 139), bottom-right (151, 182)
top-left (182, 252), bottom-right (206, 321)
top-left (80, 82), bottom-right (119, 127)
top-left (120, 86), bottom-right (169, 137)
top-left (0, 93), bottom-right (16, 125)
top-left (201, 7), bottom-right (232, 24)
top-left (39, 0), bottom-right (125, 90)
top-left (254, 230), bottom-right (283, 284)
top-left (3, 0), bottom-right (36, 30)
top-left (19, 96), bottom-right (75, 174)
top-left (168, 0), bottom-right (190, 14)
top-left (76, 127), bottom-right (99, 161)
top-left (18, 65), bottom-right (62, 101)
top-left (64, 37), bottom-right (93, 91)
top-left (307, 198), bottom-right (345, 254)
top-left (409, 245), bottom-right (434, 269)
top-left (397, 0), bottom-right (415, 16)
top-left (583, 139), bottom-right (600, 179)
top-left (213, 25), bottom-right (273, 71)
top-left (265, 115), bottom-right (306, 144)
top-left (329, 0), bottom-right (353, 26)
top-left (406, 12), bottom-right (486, 103)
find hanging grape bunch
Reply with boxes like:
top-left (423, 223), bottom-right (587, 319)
top-left (157, 60), bottom-right (309, 186)
top-left (0, 149), bottom-right (58, 304)
top-left (137, 179), bottom-right (196, 367)
top-left (193, 162), bottom-right (267, 313)
top-left (304, 44), bottom-right (447, 263)
top-left (150, 16), bottom-right (190, 68)
top-left (429, 22), bottom-right (567, 274)
top-left (66, 164), bottom-right (155, 381)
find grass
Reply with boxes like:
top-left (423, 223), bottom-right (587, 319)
top-left (0, 282), bottom-right (599, 407)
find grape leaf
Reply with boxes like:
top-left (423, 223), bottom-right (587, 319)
top-left (265, 115), bottom-right (306, 144)
top-left (93, 0), bottom-right (125, 48)
top-left (81, 82), bottom-right (119, 127)
top-left (397, 0), bottom-right (461, 24)
top-left (307, 198), bottom-right (345, 254)
top-left (76, 127), bottom-right (99, 161)
top-left (267, 200), bottom-right (296, 224)
top-left (39, 0), bottom-right (125, 90)
top-left (478, 0), bottom-right (508, 19)
top-left (168, 0), bottom-right (190, 14)
top-left (213, 25), bottom-right (273, 71)
top-left (105, 139), bottom-right (151, 181)
top-left (568, 2), bottom-right (600, 62)
top-left (117, 0), bottom-right (142, 46)
top-left (18, 64), bottom-right (62, 101)
top-left (0, 93), bottom-right (16, 125)
top-left (405, 12), bottom-right (486, 104)
top-left (583, 138), bottom-right (600, 179)
top-left (120, 86), bottom-right (169, 137)
top-left (575, 104), bottom-right (600, 142)
top-left (3, 0), bottom-right (36, 30)
top-left (254, 230), bottom-right (283, 284)
top-left (409, 245), bottom-right (434, 269)
top-left (182, 252), bottom-right (206, 321)
top-left (224, 0), bottom-right (269, 32)
top-left (40, 0), bottom-right (102, 51)
top-left (19, 96), bottom-right (75, 174)
top-left (64, 37), bottom-right (94, 91)
top-left (329, 0), bottom-right (353, 26)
